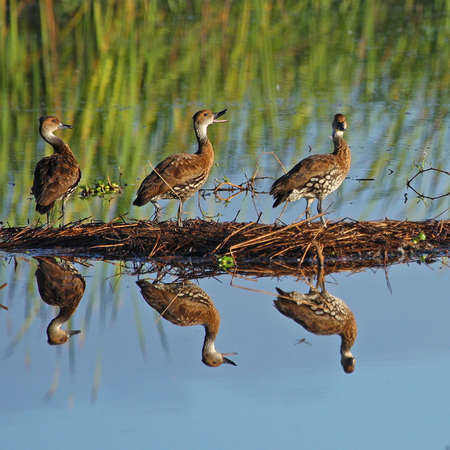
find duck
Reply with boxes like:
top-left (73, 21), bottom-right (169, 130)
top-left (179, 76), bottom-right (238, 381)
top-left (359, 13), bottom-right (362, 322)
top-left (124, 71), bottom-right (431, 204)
top-left (32, 116), bottom-right (81, 225)
top-left (274, 277), bottom-right (357, 373)
top-left (136, 279), bottom-right (236, 367)
top-left (270, 113), bottom-right (350, 226)
top-left (133, 109), bottom-right (227, 227)
top-left (35, 257), bottom-right (85, 345)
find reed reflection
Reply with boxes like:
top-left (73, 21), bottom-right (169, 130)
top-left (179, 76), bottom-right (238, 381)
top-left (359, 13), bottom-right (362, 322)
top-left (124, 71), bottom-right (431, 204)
top-left (274, 268), bottom-right (357, 373)
top-left (136, 279), bottom-right (236, 367)
top-left (34, 257), bottom-right (85, 345)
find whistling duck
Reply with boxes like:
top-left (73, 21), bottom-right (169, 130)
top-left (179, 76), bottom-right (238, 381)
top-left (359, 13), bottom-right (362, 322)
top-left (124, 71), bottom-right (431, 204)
top-left (136, 279), bottom-right (236, 367)
top-left (274, 278), bottom-right (357, 373)
top-left (133, 109), bottom-right (227, 227)
top-left (270, 113), bottom-right (350, 226)
top-left (35, 257), bottom-right (85, 345)
top-left (32, 116), bottom-right (81, 225)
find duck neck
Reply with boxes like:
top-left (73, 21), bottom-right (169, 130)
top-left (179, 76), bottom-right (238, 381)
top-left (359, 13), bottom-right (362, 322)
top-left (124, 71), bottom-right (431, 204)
top-left (203, 308), bottom-right (220, 346)
top-left (46, 305), bottom-right (79, 344)
top-left (40, 129), bottom-right (73, 155)
top-left (53, 305), bottom-right (75, 326)
top-left (340, 337), bottom-right (354, 355)
top-left (202, 327), bottom-right (219, 358)
top-left (194, 123), bottom-right (213, 153)
top-left (332, 133), bottom-right (350, 160)
top-left (340, 348), bottom-right (355, 373)
top-left (193, 123), bottom-right (215, 173)
top-left (340, 322), bottom-right (357, 354)
top-left (46, 306), bottom-right (71, 337)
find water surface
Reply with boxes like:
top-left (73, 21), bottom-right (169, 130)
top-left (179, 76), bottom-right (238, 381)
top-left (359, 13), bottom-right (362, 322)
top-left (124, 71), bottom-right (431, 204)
top-left (1, 1), bottom-right (449, 449)
top-left (1, 255), bottom-right (449, 449)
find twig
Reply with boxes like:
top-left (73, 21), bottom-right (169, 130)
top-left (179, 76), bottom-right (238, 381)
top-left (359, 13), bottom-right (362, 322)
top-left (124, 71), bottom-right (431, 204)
top-left (406, 167), bottom-right (450, 200)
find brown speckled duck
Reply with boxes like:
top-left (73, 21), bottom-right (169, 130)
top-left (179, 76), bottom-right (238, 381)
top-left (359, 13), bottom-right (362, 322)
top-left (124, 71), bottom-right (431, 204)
top-left (136, 279), bottom-right (236, 367)
top-left (32, 116), bottom-right (81, 225)
top-left (133, 109), bottom-right (227, 227)
top-left (270, 113), bottom-right (350, 226)
top-left (274, 274), bottom-right (357, 373)
top-left (35, 257), bottom-right (85, 345)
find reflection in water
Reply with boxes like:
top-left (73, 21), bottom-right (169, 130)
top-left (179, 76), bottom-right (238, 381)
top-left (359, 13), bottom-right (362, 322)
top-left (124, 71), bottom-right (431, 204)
top-left (35, 257), bottom-right (85, 345)
top-left (274, 271), bottom-right (357, 373)
top-left (136, 279), bottom-right (236, 367)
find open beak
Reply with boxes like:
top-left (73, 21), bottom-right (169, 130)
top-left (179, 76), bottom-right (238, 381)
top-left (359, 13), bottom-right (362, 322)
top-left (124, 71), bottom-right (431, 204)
top-left (222, 352), bottom-right (237, 366)
top-left (213, 109), bottom-right (228, 123)
top-left (67, 330), bottom-right (81, 337)
top-left (58, 122), bottom-right (73, 130)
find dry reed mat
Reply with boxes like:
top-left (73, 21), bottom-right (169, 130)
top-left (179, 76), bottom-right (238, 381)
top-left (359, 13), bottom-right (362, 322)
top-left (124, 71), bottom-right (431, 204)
top-left (0, 218), bottom-right (448, 268)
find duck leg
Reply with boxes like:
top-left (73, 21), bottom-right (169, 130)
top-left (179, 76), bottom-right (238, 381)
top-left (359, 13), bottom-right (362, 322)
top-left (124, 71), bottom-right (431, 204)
top-left (177, 200), bottom-right (184, 227)
top-left (317, 199), bottom-right (326, 227)
top-left (151, 201), bottom-right (162, 223)
top-left (61, 200), bottom-right (66, 226)
top-left (305, 198), bottom-right (314, 220)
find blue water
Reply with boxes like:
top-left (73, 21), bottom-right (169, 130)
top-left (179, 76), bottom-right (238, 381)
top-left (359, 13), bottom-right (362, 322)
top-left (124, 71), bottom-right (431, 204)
top-left (1, 2), bottom-right (449, 449)
top-left (1, 256), bottom-right (449, 449)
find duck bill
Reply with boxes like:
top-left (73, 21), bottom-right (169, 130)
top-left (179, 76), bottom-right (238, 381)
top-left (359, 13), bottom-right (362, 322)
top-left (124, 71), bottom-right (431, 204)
top-left (222, 352), bottom-right (237, 366)
top-left (213, 109), bottom-right (228, 123)
top-left (58, 122), bottom-right (73, 130)
top-left (337, 122), bottom-right (346, 132)
top-left (67, 330), bottom-right (81, 337)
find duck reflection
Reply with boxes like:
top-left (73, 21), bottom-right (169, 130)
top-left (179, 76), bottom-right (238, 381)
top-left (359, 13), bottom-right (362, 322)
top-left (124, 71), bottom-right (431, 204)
top-left (136, 279), bottom-right (236, 367)
top-left (35, 257), bottom-right (85, 345)
top-left (274, 270), bottom-right (357, 373)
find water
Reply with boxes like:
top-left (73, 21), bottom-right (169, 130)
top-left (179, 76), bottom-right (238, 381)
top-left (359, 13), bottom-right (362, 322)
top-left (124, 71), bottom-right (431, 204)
top-left (1, 1), bottom-right (449, 449)
top-left (1, 255), bottom-right (449, 449)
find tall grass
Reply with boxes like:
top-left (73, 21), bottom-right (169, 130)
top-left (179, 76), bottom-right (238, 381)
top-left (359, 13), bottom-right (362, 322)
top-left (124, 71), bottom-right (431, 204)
top-left (0, 0), bottom-right (448, 225)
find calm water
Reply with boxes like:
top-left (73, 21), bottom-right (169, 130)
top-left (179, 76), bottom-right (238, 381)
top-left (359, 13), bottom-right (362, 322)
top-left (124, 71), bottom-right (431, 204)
top-left (1, 1), bottom-right (449, 449)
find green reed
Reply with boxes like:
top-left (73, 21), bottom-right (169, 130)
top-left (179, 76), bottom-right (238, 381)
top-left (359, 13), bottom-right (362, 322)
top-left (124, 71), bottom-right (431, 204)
top-left (0, 0), bottom-right (448, 226)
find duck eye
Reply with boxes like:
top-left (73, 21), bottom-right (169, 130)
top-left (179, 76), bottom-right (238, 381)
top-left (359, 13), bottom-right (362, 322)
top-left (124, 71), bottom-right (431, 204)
top-left (204, 113), bottom-right (208, 116)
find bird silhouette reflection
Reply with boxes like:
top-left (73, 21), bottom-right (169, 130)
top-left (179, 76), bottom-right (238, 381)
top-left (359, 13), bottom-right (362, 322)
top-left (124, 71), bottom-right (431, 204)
top-left (35, 257), bottom-right (85, 345)
top-left (274, 268), bottom-right (357, 373)
top-left (136, 279), bottom-right (236, 367)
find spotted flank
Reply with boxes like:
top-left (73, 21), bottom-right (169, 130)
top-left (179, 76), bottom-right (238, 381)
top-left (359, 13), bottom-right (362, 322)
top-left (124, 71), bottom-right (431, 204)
top-left (274, 280), bottom-right (357, 374)
top-left (133, 109), bottom-right (227, 227)
top-left (136, 279), bottom-right (237, 367)
top-left (269, 114), bottom-right (351, 226)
